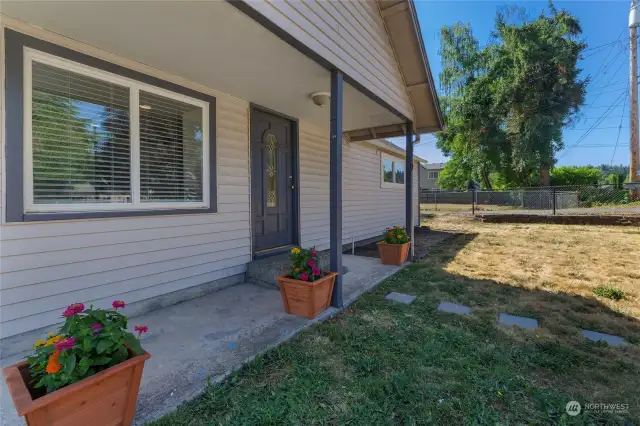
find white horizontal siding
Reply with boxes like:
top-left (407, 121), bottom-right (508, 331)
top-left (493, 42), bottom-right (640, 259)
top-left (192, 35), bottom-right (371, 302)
top-left (0, 83), bottom-right (251, 337)
top-left (299, 121), bottom-right (330, 250)
top-left (343, 142), bottom-right (416, 243)
top-left (243, 0), bottom-right (413, 121)
top-left (298, 120), bottom-right (418, 251)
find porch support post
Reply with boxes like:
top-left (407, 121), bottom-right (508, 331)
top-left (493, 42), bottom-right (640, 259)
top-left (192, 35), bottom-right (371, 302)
top-left (405, 122), bottom-right (414, 261)
top-left (330, 69), bottom-right (344, 308)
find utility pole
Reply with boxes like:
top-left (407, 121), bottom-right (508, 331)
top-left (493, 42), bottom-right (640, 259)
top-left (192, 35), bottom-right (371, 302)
top-left (629, 0), bottom-right (640, 198)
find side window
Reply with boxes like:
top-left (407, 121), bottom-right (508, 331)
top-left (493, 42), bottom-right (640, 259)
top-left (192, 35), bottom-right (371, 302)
top-left (380, 154), bottom-right (405, 188)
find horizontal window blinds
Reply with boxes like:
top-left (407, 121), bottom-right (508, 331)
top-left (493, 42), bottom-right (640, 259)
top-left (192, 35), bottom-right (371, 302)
top-left (31, 61), bottom-right (131, 204)
top-left (139, 90), bottom-right (204, 203)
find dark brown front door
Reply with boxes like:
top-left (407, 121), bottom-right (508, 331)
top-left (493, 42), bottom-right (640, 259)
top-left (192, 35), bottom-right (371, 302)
top-left (251, 108), bottom-right (296, 252)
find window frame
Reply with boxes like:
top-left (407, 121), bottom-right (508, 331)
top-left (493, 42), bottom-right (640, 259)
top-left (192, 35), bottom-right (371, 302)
top-left (427, 170), bottom-right (440, 179)
top-left (5, 29), bottom-right (217, 222)
top-left (380, 153), bottom-right (405, 188)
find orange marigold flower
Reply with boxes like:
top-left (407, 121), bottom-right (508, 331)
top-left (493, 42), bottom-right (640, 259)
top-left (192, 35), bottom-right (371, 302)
top-left (46, 350), bottom-right (61, 374)
top-left (389, 232), bottom-right (394, 237)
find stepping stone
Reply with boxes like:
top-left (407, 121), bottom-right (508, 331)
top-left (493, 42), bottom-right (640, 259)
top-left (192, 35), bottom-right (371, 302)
top-left (581, 329), bottom-right (627, 346)
top-left (385, 292), bottom-right (416, 304)
top-left (498, 313), bottom-right (538, 329)
top-left (437, 302), bottom-right (471, 315)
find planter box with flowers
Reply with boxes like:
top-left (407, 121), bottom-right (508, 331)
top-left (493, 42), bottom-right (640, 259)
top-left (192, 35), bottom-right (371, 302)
top-left (277, 247), bottom-right (338, 319)
top-left (3, 301), bottom-right (150, 426)
top-left (377, 226), bottom-right (411, 266)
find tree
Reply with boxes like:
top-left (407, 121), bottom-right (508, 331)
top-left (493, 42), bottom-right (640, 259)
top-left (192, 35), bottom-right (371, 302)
top-left (550, 166), bottom-right (601, 186)
top-left (435, 2), bottom-right (587, 188)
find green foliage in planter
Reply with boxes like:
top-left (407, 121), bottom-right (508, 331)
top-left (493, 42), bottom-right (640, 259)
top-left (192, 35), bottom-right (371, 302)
top-left (28, 301), bottom-right (147, 393)
top-left (288, 247), bottom-right (323, 282)
top-left (383, 226), bottom-right (409, 244)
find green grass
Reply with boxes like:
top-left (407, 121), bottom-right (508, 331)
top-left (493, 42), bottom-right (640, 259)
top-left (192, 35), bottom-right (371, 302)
top-left (150, 232), bottom-right (640, 426)
top-left (593, 286), bottom-right (626, 301)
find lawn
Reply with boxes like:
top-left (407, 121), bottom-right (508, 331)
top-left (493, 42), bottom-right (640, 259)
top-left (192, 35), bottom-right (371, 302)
top-left (150, 216), bottom-right (640, 425)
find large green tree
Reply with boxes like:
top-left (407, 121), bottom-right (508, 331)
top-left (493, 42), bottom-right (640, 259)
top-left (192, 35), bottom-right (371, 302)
top-left (436, 2), bottom-right (587, 189)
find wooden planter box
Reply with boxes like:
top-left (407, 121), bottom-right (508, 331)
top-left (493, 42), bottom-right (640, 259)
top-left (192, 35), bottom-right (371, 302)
top-left (3, 350), bottom-right (150, 426)
top-left (278, 271), bottom-right (338, 319)
top-left (377, 241), bottom-right (410, 266)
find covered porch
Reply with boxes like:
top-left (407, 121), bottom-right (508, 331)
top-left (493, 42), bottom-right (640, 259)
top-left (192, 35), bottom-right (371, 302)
top-left (1, 0), bottom-right (438, 310)
top-left (0, 255), bottom-right (406, 426)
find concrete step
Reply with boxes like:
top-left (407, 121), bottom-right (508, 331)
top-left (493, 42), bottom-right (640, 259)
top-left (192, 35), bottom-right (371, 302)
top-left (245, 250), bottom-right (347, 290)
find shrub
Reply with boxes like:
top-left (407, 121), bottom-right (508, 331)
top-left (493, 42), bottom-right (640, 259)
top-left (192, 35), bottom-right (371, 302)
top-left (288, 247), bottom-right (324, 282)
top-left (593, 286), bottom-right (625, 301)
top-left (28, 301), bottom-right (147, 393)
top-left (383, 226), bottom-right (409, 244)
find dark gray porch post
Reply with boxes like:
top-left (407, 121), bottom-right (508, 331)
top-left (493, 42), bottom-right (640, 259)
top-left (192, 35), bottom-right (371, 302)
top-left (405, 123), bottom-right (414, 260)
top-left (330, 69), bottom-right (344, 308)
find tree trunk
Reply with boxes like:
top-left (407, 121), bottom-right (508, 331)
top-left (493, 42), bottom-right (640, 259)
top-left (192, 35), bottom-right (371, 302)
top-left (539, 165), bottom-right (550, 187)
top-left (481, 167), bottom-right (492, 190)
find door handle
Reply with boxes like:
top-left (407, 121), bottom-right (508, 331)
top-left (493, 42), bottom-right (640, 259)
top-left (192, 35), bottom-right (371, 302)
top-left (290, 185), bottom-right (295, 190)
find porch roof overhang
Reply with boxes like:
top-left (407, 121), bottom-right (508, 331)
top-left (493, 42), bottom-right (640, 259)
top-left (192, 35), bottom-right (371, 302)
top-left (363, 139), bottom-right (427, 163)
top-left (377, 0), bottom-right (444, 133)
top-left (343, 0), bottom-right (445, 142)
top-left (1, 1), bottom-right (404, 135)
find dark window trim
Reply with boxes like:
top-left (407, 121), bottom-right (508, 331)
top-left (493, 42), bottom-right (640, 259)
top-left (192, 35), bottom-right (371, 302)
top-left (4, 29), bottom-right (217, 222)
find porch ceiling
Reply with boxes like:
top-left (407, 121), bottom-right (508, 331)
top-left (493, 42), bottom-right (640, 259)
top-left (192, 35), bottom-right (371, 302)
top-left (2, 0), bottom-right (404, 133)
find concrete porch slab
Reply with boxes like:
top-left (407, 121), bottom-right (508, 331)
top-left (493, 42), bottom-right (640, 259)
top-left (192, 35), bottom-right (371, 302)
top-left (1, 255), bottom-right (402, 426)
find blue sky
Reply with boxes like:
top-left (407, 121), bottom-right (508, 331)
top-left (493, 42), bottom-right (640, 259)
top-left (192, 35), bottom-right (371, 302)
top-left (391, 0), bottom-right (633, 168)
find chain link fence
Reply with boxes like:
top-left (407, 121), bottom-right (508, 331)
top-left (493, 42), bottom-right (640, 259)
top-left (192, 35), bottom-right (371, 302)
top-left (420, 186), bottom-right (640, 217)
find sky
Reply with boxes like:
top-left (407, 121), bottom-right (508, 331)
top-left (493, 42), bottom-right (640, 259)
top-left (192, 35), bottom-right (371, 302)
top-left (390, 0), bottom-right (634, 168)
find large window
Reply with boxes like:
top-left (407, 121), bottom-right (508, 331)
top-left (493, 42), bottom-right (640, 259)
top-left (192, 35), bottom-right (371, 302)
top-left (25, 49), bottom-right (208, 212)
top-left (8, 37), bottom-right (215, 221)
top-left (380, 153), bottom-right (405, 188)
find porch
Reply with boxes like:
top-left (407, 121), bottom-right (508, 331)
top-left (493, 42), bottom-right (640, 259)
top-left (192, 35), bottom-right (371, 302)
top-left (0, 255), bottom-right (405, 426)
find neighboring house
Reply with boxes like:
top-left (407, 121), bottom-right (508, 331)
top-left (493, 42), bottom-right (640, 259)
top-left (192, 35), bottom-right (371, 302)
top-left (0, 1), bottom-right (443, 350)
top-left (420, 162), bottom-right (446, 190)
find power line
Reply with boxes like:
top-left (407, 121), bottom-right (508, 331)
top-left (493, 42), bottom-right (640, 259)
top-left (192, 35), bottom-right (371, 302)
top-left (558, 90), bottom-right (627, 159)
top-left (611, 84), bottom-right (629, 165)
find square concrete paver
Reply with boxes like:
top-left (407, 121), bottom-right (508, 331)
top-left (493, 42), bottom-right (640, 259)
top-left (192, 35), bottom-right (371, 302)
top-left (581, 329), bottom-right (627, 346)
top-left (498, 313), bottom-right (539, 329)
top-left (385, 292), bottom-right (416, 304)
top-left (437, 302), bottom-right (471, 315)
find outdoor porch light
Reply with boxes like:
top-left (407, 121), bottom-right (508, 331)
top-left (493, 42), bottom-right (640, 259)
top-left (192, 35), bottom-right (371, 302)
top-left (310, 91), bottom-right (330, 107)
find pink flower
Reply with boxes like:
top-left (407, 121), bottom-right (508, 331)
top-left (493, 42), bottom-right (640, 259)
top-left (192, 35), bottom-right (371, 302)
top-left (299, 272), bottom-right (309, 281)
top-left (134, 325), bottom-right (148, 337)
top-left (310, 249), bottom-right (317, 257)
top-left (54, 337), bottom-right (75, 350)
top-left (62, 303), bottom-right (84, 317)
top-left (312, 267), bottom-right (321, 276)
top-left (112, 300), bottom-right (125, 310)
top-left (307, 259), bottom-right (315, 268)
top-left (91, 323), bottom-right (103, 333)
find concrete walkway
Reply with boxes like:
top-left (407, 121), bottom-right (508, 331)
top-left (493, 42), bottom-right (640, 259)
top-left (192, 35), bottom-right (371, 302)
top-left (1, 255), bottom-right (403, 426)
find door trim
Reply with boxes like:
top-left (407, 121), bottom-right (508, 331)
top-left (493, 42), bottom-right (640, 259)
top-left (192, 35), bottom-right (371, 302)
top-left (250, 103), bottom-right (300, 259)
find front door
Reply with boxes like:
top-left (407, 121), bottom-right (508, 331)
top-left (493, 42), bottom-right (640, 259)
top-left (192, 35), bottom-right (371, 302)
top-left (251, 108), bottom-right (296, 253)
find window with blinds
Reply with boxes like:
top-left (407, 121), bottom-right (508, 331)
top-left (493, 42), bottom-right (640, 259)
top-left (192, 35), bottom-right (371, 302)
top-left (31, 62), bottom-right (131, 205)
top-left (24, 49), bottom-right (209, 213)
top-left (139, 91), bottom-right (203, 203)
